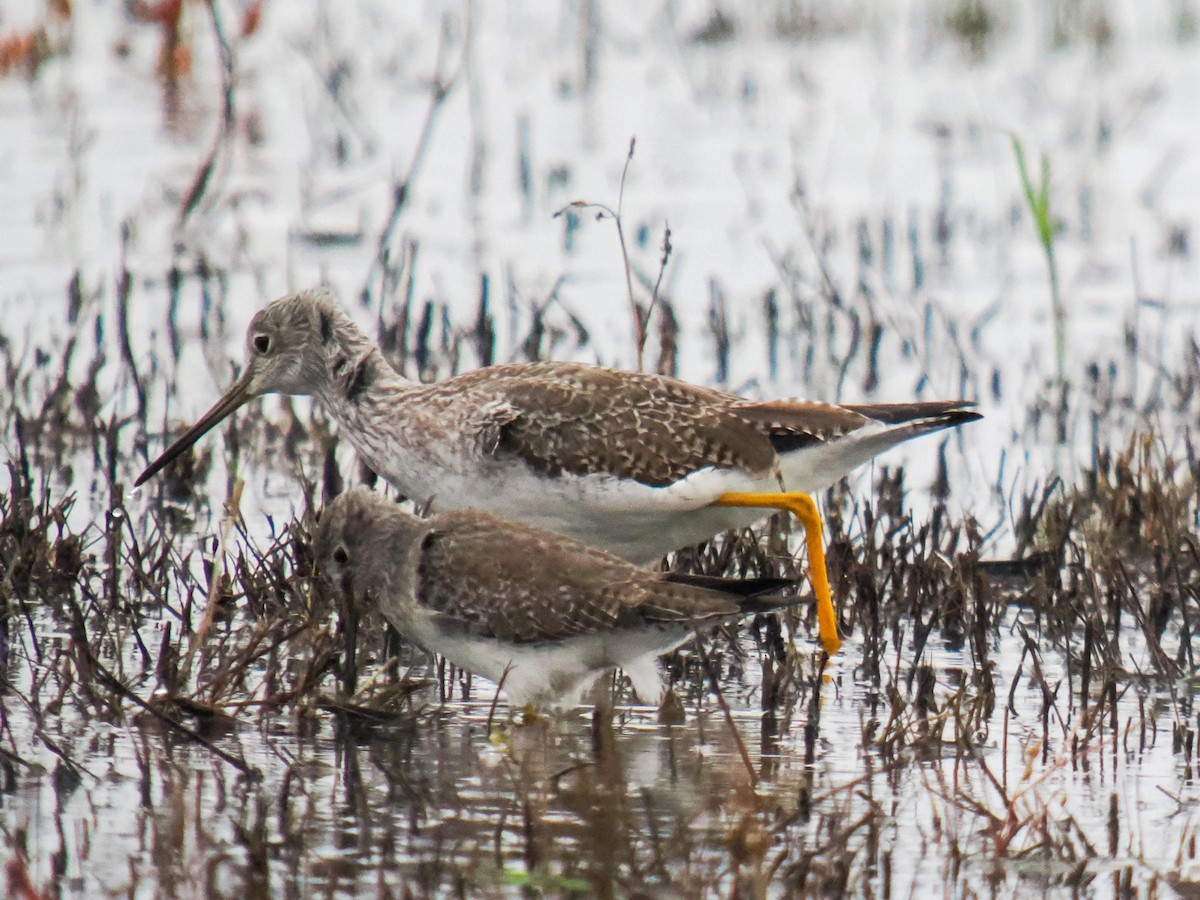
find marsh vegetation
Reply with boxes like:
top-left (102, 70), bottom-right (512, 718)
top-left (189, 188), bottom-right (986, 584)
top-left (3, 0), bottom-right (1200, 896)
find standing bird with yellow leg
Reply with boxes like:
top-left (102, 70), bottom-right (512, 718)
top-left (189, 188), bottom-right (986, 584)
top-left (137, 288), bottom-right (982, 655)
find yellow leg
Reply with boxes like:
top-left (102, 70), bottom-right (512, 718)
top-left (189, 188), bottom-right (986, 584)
top-left (712, 491), bottom-right (842, 656)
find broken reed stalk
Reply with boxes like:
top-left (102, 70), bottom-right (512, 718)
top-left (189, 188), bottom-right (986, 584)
top-left (65, 592), bottom-right (259, 776)
top-left (182, 479), bottom-right (244, 678)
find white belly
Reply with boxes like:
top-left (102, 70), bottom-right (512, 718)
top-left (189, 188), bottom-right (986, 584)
top-left (401, 606), bottom-right (694, 707)
top-left (401, 463), bottom-right (778, 564)
top-left (351, 424), bottom-right (856, 563)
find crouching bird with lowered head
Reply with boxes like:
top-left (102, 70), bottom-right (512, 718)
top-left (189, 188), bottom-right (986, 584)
top-left (315, 487), bottom-right (804, 709)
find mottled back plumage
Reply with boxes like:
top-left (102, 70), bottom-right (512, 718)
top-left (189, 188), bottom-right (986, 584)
top-left (426, 363), bottom-right (781, 486)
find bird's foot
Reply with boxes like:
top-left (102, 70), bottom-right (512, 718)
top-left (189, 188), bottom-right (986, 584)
top-left (521, 703), bottom-right (547, 726)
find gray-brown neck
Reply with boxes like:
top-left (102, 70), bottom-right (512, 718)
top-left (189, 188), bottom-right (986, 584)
top-left (357, 510), bottom-right (428, 595)
top-left (310, 302), bottom-right (413, 412)
top-left (304, 302), bottom-right (430, 482)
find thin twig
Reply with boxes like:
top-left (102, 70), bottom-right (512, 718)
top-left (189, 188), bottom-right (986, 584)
top-left (486, 663), bottom-right (514, 733)
top-left (363, 11), bottom-right (470, 304)
top-left (67, 596), bottom-right (258, 777)
top-left (646, 221), bottom-right (672, 336)
top-left (615, 138), bottom-right (641, 367)
top-left (182, 479), bottom-right (244, 677)
top-left (554, 137), bottom-right (656, 370)
top-left (178, 0), bottom-right (237, 228)
top-left (695, 635), bottom-right (757, 788)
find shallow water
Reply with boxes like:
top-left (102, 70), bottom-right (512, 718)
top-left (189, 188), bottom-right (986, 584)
top-left (6, 586), bottom-right (1199, 896)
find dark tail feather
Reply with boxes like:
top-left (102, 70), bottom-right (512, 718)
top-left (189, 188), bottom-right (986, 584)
top-left (732, 591), bottom-right (806, 616)
top-left (664, 572), bottom-right (805, 617)
top-left (796, 405), bottom-right (979, 475)
top-left (663, 572), bottom-right (794, 597)
top-left (743, 399), bottom-right (981, 457)
top-left (841, 401), bottom-right (981, 428)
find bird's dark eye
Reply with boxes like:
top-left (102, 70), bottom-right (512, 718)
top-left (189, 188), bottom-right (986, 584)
top-left (253, 334), bottom-right (271, 354)
top-left (332, 545), bottom-right (349, 565)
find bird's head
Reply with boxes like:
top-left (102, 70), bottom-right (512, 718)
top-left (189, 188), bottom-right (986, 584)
top-left (135, 287), bottom-right (356, 487)
top-left (314, 487), bottom-right (429, 605)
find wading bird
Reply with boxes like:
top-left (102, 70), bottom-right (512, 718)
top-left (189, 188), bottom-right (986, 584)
top-left (138, 288), bottom-right (981, 654)
top-left (316, 487), bottom-right (800, 707)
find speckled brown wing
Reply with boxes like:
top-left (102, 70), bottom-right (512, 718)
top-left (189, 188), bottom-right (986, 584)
top-left (469, 363), bottom-right (779, 487)
top-left (415, 509), bottom-right (742, 642)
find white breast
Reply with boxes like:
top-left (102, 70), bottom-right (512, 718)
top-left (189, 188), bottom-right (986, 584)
top-left (401, 604), bottom-right (694, 707)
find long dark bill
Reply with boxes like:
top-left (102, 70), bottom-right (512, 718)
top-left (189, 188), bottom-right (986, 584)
top-left (134, 370), bottom-right (256, 487)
